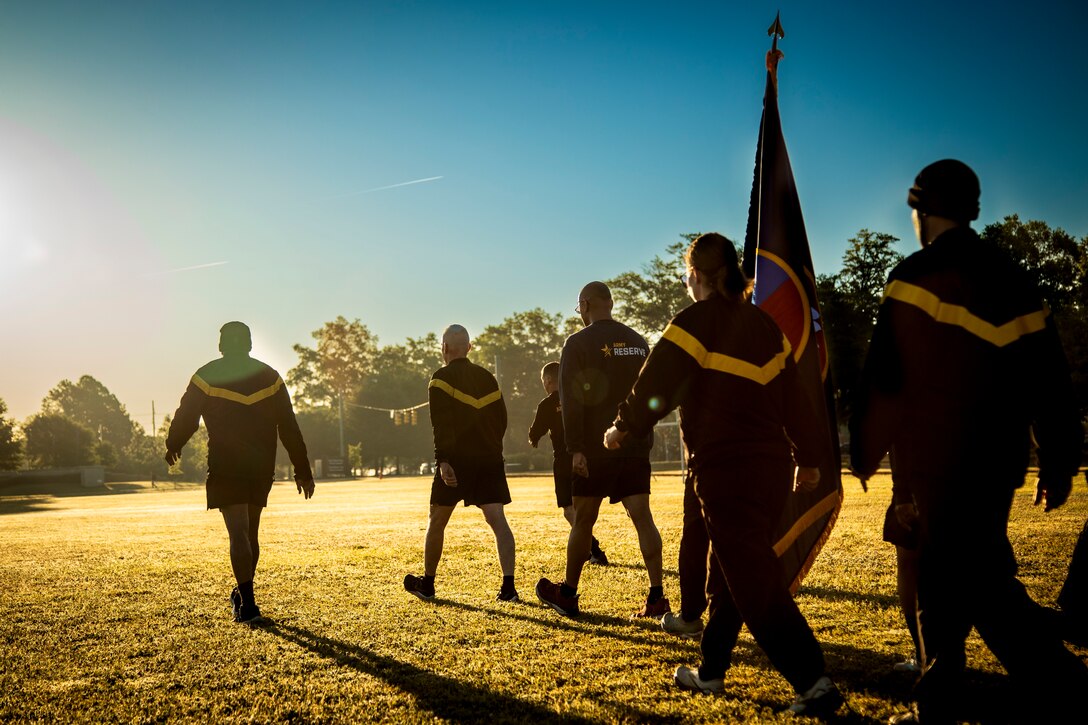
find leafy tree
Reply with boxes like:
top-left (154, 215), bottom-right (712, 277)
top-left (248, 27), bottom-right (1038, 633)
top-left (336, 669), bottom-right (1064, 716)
top-left (836, 230), bottom-right (903, 325)
top-left (0, 398), bottom-right (23, 470)
top-left (23, 414), bottom-right (96, 468)
top-left (606, 236), bottom-right (695, 341)
top-left (349, 334), bottom-right (442, 473)
top-left (287, 316), bottom-right (377, 408)
top-left (123, 433), bottom-right (170, 479)
top-left (158, 415), bottom-right (209, 481)
top-left (981, 215), bottom-right (1084, 313)
top-left (41, 375), bottom-right (137, 452)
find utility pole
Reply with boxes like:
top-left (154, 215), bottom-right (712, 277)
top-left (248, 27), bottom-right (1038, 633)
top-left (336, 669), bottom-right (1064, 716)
top-left (338, 392), bottom-right (346, 461)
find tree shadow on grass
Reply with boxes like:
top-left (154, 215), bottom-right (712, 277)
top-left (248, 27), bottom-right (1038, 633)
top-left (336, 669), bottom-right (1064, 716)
top-left (0, 495), bottom-right (56, 515)
top-left (592, 561), bottom-right (680, 578)
top-left (267, 622), bottom-right (595, 724)
top-left (796, 585), bottom-right (898, 609)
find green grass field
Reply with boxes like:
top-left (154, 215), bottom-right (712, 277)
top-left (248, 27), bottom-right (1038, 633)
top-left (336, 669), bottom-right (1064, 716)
top-left (2, 472), bottom-right (1085, 723)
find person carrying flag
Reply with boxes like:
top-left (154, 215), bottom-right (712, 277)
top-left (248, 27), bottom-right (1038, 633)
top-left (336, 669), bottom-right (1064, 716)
top-left (403, 324), bottom-right (519, 603)
top-left (165, 321), bottom-right (315, 624)
top-left (604, 234), bottom-right (842, 716)
top-left (851, 160), bottom-right (1087, 722)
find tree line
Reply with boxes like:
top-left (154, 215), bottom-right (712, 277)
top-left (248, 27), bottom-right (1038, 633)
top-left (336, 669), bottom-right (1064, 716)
top-left (2, 215), bottom-right (1085, 478)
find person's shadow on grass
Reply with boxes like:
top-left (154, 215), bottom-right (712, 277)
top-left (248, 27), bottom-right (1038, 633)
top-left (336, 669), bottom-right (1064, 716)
top-left (266, 621), bottom-right (595, 724)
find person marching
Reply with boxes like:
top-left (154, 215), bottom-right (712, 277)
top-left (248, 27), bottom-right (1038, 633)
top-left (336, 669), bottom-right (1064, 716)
top-left (528, 361), bottom-right (609, 566)
top-left (603, 234), bottom-right (842, 716)
top-left (536, 281), bottom-right (668, 618)
top-left (165, 321), bottom-right (315, 624)
top-left (850, 160), bottom-right (1087, 723)
top-left (403, 324), bottom-right (519, 603)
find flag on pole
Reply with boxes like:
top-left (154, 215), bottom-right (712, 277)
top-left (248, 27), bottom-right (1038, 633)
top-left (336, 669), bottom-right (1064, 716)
top-left (743, 16), bottom-right (843, 592)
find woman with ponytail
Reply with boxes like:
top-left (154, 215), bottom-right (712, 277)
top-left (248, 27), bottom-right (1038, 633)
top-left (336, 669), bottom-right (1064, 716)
top-left (604, 232), bottom-right (842, 716)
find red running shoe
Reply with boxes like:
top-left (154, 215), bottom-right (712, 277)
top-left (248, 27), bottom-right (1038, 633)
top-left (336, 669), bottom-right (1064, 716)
top-left (536, 577), bottom-right (579, 617)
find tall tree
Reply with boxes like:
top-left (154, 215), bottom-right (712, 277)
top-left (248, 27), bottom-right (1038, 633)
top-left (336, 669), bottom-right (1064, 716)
top-left (606, 236), bottom-right (695, 340)
top-left (836, 229), bottom-right (903, 325)
top-left (41, 375), bottom-right (137, 452)
top-left (23, 414), bottom-right (96, 468)
top-left (0, 399), bottom-right (22, 470)
top-left (287, 316), bottom-right (376, 408)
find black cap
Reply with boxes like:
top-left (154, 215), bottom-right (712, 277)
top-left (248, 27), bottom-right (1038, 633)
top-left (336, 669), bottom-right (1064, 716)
top-left (907, 159), bottom-right (980, 222)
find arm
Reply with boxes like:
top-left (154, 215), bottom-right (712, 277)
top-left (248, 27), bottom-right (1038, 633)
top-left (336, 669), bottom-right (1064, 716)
top-left (165, 378), bottom-right (205, 464)
top-left (849, 298), bottom-right (903, 480)
top-left (559, 342), bottom-right (585, 455)
top-left (528, 399), bottom-right (549, 447)
top-left (613, 332), bottom-right (696, 440)
top-left (275, 381), bottom-right (314, 496)
top-left (428, 378), bottom-right (458, 464)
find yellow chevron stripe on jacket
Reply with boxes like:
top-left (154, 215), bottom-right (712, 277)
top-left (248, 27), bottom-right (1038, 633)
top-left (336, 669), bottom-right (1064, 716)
top-left (883, 280), bottom-right (1050, 348)
top-left (662, 324), bottom-right (791, 385)
top-left (428, 379), bottom-right (503, 409)
top-left (192, 375), bottom-right (283, 405)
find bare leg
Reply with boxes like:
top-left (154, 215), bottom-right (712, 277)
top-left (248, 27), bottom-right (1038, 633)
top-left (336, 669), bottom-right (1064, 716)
top-left (425, 505), bottom-right (456, 576)
top-left (247, 504), bottom-right (263, 580)
top-left (481, 503), bottom-right (516, 577)
top-left (622, 493), bottom-right (663, 588)
top-left (221, 504), bottom-right (254, 586)
top-left (562, 504), bottom-right (576, 527)
top-left (565, 496), bottom-right (602, 589)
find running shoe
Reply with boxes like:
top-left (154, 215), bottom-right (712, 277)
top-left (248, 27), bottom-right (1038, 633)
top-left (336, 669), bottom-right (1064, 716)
top-left (786, 676), bottom-right (843, 716)
top-left (632, 596), bottom-right (671, 619)
top-left (893, 658), bottom-right (920, 673)
top-left (403, 574), bottom-right (435, 601)
top-left (497, 588), bottom-right (521, 603)
top-left (536, 577), bottom-right (579, 617)
top-left (673, 665), bottom-right (724, 693)
top-left (230, 587), bottom-right (241, 618)
top-left (235, 602), bottom-right (263, 624)
top-left (589, 540), bottom-right (609, 566)
top-left (661, 611), bottom-right (703, 638)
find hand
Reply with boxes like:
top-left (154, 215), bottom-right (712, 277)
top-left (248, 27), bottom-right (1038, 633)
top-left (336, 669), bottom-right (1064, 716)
top-left (572, 452), bottom-right (589, 479)
top-left (165, 449), bottom-right (181, 466)
top-left (296, 477), bottom-right (315, 499)
top-left (439, 461), bottom-right (458, 487)
top-left (1035, 475), bottom-right (1072, 512)
top-left (794, 466), bottom-right (820, 492)
top-left (848, 466), bottom-right (870, 493)
top-left (894, 503), bottom-right (919, 531)
top-left (603, 426), bottom-right (627, 450)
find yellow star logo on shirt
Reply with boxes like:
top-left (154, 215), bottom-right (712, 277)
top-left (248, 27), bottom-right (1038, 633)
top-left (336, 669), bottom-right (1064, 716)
top-left (601, 344), bottom-right (611, 357)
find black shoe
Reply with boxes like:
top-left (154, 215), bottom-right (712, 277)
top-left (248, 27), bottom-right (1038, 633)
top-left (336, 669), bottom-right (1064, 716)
top-left (589, 541), bottom-right (609, 566)
top-left (497, 588), bottom-right (521, 602)
top-left (235, 602), bottom-right (263, 624)
top-left (404, 574), bottom-right (435, 601)
top-left (230, 587), bottom-right (241, 618)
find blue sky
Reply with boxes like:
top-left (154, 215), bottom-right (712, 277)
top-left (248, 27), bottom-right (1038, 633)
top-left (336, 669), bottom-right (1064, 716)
top-left (1, 1), bottom-right (1087, 426)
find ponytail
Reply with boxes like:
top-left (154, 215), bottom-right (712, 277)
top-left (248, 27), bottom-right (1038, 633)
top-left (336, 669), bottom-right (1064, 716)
top-left (685, 233), bottom-right (752, 302)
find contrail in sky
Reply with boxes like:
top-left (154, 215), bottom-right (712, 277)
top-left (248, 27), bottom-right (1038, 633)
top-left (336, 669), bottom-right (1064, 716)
top-left (335, 175), bottom-right (444, 199)
top-left (144, 261), bottom-right (230, 278)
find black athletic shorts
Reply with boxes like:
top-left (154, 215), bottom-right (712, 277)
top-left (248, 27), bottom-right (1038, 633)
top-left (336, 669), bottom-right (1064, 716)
top-left (206, 476), bottom-right (274, 510)
top-left (430, 457), bottom-right (511, 507)
top-left (882, 501), bottom-right (919, 550)
top-left (571, 456), bottom-right (651, 504)
top-left (553, 456), bottom-right (574, 509)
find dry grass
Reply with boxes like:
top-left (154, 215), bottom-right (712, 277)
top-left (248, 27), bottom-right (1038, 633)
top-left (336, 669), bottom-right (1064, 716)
top-left (1, 472), bottom-right (1085, 723)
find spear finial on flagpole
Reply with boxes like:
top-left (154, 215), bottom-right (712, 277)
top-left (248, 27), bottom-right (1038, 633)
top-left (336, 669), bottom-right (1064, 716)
top-left (766, 12), bottom-right (785, 90)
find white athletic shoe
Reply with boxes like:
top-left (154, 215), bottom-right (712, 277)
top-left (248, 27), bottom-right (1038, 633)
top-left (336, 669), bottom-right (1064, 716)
top-left (661, 612), bottom-right (704, 638)
top-left (893, 658), bottom-right (921, 673)
top-left (673, 665), bottom-right (724, 693)
top-left (787, 676), bottom-right (843, 716)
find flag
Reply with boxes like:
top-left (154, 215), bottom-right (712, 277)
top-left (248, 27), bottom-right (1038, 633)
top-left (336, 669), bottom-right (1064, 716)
top-left (743, 44), bottom-right (843, 593)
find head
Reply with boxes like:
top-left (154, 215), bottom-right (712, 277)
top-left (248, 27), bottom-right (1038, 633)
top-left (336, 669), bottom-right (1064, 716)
top-left (540, 361), bottom-right (560, 394)
top-left (575, 281), bottom-right (613, 326)
top-left (441, 324), bottom-right (471, 363)
top-left (683, 233), bottom-right (753, 303)
top-left (907, 159), bottom-right (980, 247)
top-left (218, 321), bottom-right (252, 357)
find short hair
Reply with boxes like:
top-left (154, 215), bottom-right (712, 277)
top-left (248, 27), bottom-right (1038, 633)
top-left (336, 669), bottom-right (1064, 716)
top-left (442, 324), bottom-right (470, 353)
top-left (580, 281), bottom-right (612, 302)
top-left (540, 361), bottom-right (560, 381)
top-left (219, 321), bottom-right (252, 354)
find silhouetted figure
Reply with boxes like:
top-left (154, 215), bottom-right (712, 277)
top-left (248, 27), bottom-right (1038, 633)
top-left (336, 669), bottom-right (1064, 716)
top-left (165, 321), bottom-right (314, 624)
top-left (851, 160), bottom-right (1087, 723)
top-left (403, 325), bottom-right (518, 602)
top-left (607, 234), bottom-right (842, 716)
top-left (528, 361), bottom-right (608, 565)
top-left (536, 281), bottom-right (668, 619)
